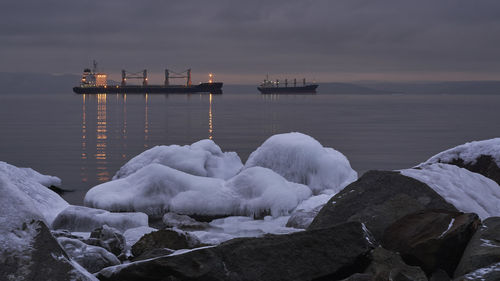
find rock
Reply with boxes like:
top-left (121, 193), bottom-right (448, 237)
top-left (162, 212), bottom-right (209, 230)
top-left (97, 221), bottom-right (375, 281)
top-left (57, 237), bottom-right (120, 273)
top-left (86, 225), bottom-right (126, 256)
top-left (454, 217), bottom-right (500, 277)
top-left (382, 210), bottom-right (480, 276)
top-left (0, 220), bottom-right (97, 281)
top-left (364, 247), bottom-right (427, 281)
top-left (430, 269), bottom-right (451, 281)
top-left (456, 262), bottom-right (500, 280)
top-left (131, 248), bottom-right (175, 262)
top-left (286, 208), bottom-right (321, 229)
top-left (131, 228), bottom-right (202, 257)
top-left (446, 155), bottom-right (500, 186)
top-left (52, 205), bottom-right (148, 232)
top-left (51, 229), bottom-right (85, 239)
top-left (308, 171), bottom-right (457, 240)
top-left (341, 273), bottom-right (374, 281)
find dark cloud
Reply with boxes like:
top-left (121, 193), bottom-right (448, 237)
top-left (1, 0), bottom-right (500, 83)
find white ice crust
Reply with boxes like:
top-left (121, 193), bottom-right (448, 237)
top-left (0, 161), bottom-right (68, 226)
top-left (113, 139), bottom-right (243, 180)
top-left (401, 164), bottom-right (500, 220)
top-left (244, 132), bottom-right (357, 194)
top-left (85, 165), bottom-right (311, 218)
top-left (421, 138), bottom-right (500, 166)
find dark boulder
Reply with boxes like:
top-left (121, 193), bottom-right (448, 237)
top-left (455, 262), bottom-right (500, 280)
top-left (86, 225), bottom-right (126, 256)
top-left (57, 237), bottom-right (120, 273)
top-left (364, 247), bottom-right (427, 281)
top-left (341, 273), bottom-right (374, 281)
top-left (131, 228), bottom-right (202, 258)
top-left (0, 220), bottom-right (95, 281)
top-left (308, 170), bottom-right (457, 240)
top-left (131, 248), bottom-right (175, 262)
top-left (382, 210), bottom-right (480, 276)
top-left (97, 221), bottom-right (376, 281)
top-left (454, 217), bottom-right (500, 277)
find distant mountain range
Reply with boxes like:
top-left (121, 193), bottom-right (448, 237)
top-left (1, 72), bottom-right (500, 95)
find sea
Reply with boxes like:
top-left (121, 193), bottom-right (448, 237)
top-left (1, 88), bottom-right (499, 205)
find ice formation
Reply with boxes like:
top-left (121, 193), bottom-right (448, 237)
top-left (113, 139), bottom-right (243, 180)
top-left (244, 132), bottom-right (357, 194)
top-left (123, 226), bottom-right (157, 247)
top-left (0, 161), bottom-right (68, 225)
top-left (421, 138), bottom-right (500, 166)
top-left (401, 164), bottom-right (500, 219)
top-left (85, 165), bottom-right (311, 218)
top-left (52, 205), bottom-right (149, 232)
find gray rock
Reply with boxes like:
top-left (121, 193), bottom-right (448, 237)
top-left (454, 217), bottom-right (500, 277)
top-left (52, 205), bottom-right (148, 232)
top-left (87, 225), bottom-right (126, 256)
top-left (97, 221), bottom-right (376, 281)
top-left (364, 247), bottom-right (427, 281)
top-left (308, 170), bottom-right (457, 241)
top-left (455, 262), bottom-right (500, 281)
top-left (131, 228), bottom-right (202, 258)
top-left (0, 220), bottom-right (96, 281)
top-left (162, 212), bottom-right (209, 230)
top-left (57, 237), bottom-right (120, 273)
top-left (131, 248), bottom-right (175, 262)
top-left (382, 210), bottom-right (480, 276)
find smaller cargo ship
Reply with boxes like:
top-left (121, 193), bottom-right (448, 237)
top-left (257, 76), bottom-right (318, 94)
top-left (73, 61), bottom-right (223, 94)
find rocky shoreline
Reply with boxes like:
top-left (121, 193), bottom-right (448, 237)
top-left (2, 133), bottom-right (500, 280)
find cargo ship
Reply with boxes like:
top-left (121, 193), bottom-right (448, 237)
top-left (257, 76), bottom-right (318, 94)
top-left (73, 61), bottom-right (223, 94)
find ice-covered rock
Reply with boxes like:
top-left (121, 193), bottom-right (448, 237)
top-left (0, 161), bottom-right (68, 225)
top-left (131, 228), bottom-right (201, 259)
top-left (87, 225), bottom-right (126, 256)
top-left (123, 226), bottom-right (157, 247)
top-left (286, 193), bottom-right (334, 229)
top-left (421, 138), bottom-right (500, 167)
top-left (85, 164), bottom-right (311, 219)
top-left (401, 164), bottom-right (500, 220)
top-left (113, 139), bottom-right (243, 180)
top-left (244, 132), bottom-right (357, 194)
top-left (162, 213), bottom-right (209, 230)
top-left (52, 205), bottom-right (148, 232)
top-left (57, 237), bottom-right (120, 273)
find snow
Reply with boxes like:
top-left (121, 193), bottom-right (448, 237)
top-left (189, 216), bottom-right (302, 245)
top-left (401, 164), bottom-right (500, 220)
top-left (0, 161), bottom-right (68, 225)
top-left (421, 138), bottom-right (500, 166)
top-left (113, 139), bottom-right (243, 180)
top-left (286, 193), bottom-right (334, 229)
top-left (85, 165), bottom-right (311, 219)
top-left (244, 132), bottom-right (357, 194)
top-left (462, 262), bottom-right (500, 280)
top-left (52, 205), bottom-right (148, 232)
top-left (123, 226), bottom-right (157, 246)
top-left (438, 218), bottom-right (455, 239)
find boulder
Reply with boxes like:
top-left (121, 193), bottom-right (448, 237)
top-left (131, 228), bottom-right (202, 257)
top-left (364, 247), bottom-right (427, 281)
top-left (162, 212), bottom-right (210, 230)
top-left (382, 210), bottom-right (480, 276)
top-left (286, 193), bottom-right (333, 229)
top-left (454, 217), bottom-right (500, 277)
top-left (0, 220), bottom-right (96, 281)
top-left (97, 221), bottom-right (375, 281)
top-left (308, 171), bottom-right (457, 240)
top-left (341, 273), bottom-right (374, 281)
top-left (456, 262), bottom-right (500, 280)
top-left (86, 225), bottom-right (126, 256)
top-left (446, 155), bottom-right (500, 186)
top-left (131, 248), bottom-right (175, 262)
top-left (52, 205), bottom-right (148, 232)
top-left (57, 237), bottom-right (120, 273)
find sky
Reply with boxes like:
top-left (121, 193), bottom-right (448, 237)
top-left (1, 0), bottom-right (500, 84)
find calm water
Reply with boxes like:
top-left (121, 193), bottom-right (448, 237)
top-left (1, 90), bottom-right (499, 205)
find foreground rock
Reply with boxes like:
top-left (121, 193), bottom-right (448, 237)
top-left (308, 171), bottom-right (457, 240)
top-left (98, 222), bottom-right (375, 281)
top-left (455, 217), bottom-right (500, 277)
top-left (0, 220), bottom-right (96, 281)
top-left (131, 228), bottom-right (202, 258)
top-left (458, 262), bottom-right (500, 280)
top-left (52, 205), bottom-right (148, 232)
top-left (364, 247), bottom-right (428, 280)
top-left (421, 138), bottom-right (500, 185)
top-left (86, 225), bottom-right (126, 256)
top-left (382, 210), bottom-right (480, 276)
top-left (57, 237), bottom-right (120, 273)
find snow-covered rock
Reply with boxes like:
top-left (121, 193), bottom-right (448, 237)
top-left (286, 193), bottom-right (334, 229)
top-left (162, 213), bottom-right (209, 230)
top-left (0, 161), bottom-right (68, 225)
top-left (421, 138), bottom-right (500, 167)
top-left (244, 132), bottom-right (357, 194)
top-left (57, 237), bottom-right (120, 273)
top-left (401, 164), bottom-right (500, 220)
top-left (52, 205), bottom-right (148, 232)
top-left (85, 164), bottom-right (311, 219)
top-left (113, 139), bottom-right (243, 180)
top-left (123, 226), bottom-right (157, 247)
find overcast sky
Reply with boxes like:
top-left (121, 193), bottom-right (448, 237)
top-left (1, 0), bottom-right (500, 84)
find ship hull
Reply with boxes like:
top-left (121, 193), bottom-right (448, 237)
top-left (73, 82), bottom-right (223, 94)
top-left (257, 84), bottom-right (318, 94)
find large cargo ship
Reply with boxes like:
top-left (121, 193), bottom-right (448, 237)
top-left (257, 76), bottom-right (318, 94)
top-left (73, 62), bottom-right (223, 94)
